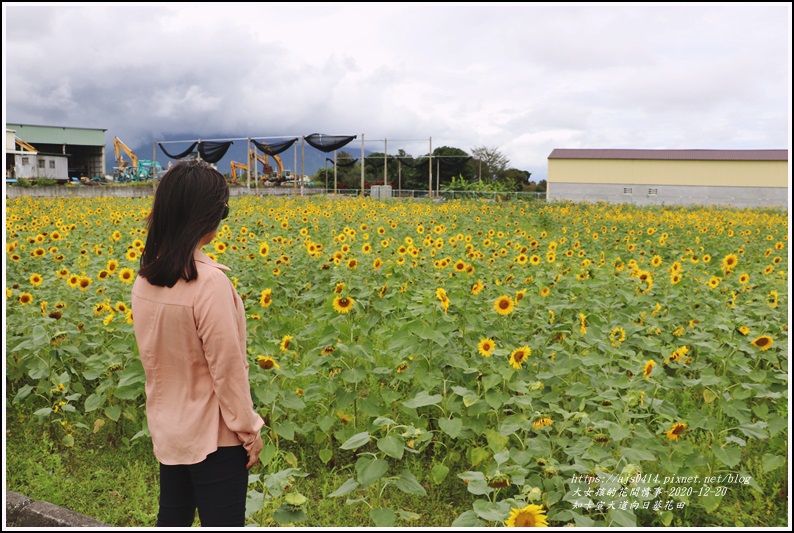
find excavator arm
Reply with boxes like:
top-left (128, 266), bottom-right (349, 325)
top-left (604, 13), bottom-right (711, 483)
top-left (113, 136), bottom-right (138, 170)
top-left (230, 161), bottom-right (248, 183)
top-left (15, 138), bottom-right (38, 153)
top-left (249, 148), bottom-right (284, 179)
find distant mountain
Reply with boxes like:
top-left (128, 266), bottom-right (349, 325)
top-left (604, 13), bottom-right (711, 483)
top-left (114, 135), bottom-right (375, 177)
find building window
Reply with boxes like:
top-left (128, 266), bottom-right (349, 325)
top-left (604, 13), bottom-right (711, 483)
top-left (648, 188), bottom-right (658, 196)
top-left (21, 157), bottom-right (29, 165)
top-left (623, 187), bottom-right (632, 195)
top-left (49, 160), bottom-right (56, 169)
top-left (38, 159), bottom-right (46, 169)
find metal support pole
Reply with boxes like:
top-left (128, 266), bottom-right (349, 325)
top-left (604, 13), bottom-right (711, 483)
top-left (436, 158), bottom-right (440, 198)
top-left (293, 143), bottom-right (298, 195)
top-left (334, 150), bottom-right (338, 195)
top-left (383, 138), bottom-right (387, 185)
top-left (398, 160), bottom-right (401, 194)
top-left (428, 137), bottom-right (432, 198)
top-left (247, 138), bottom-right (252, 189)
top-left (360, 134), bottom-right (365, 194)
top-left (301, 137), bottom-right (305, 196)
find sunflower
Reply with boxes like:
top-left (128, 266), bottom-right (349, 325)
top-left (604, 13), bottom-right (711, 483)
top-left (346, 258), bottom-right (358, 270)
top-left (118, 268), bottom-right (135, 284)
top-left (258, 242), bottom-right (270, 257)
top-left (126, 248), bottom-right (139, 261)
top-left (532, 417), bottom-right (553, 430)
top-left (378, 283), bottom-right (388, 298)
top-left (333, 296), bottom-right (354, 314)
top-left (436, 288), bottom-right (450, 313)
top-left (213, 241), bottom-right (227, 254)
top-left (644, 359), bottom-right (656, 380)
top-left (738, 273), bottom-right (750, 284)
top-left (257, 356), bottom-right (280, 370)
top-left (609, 327), bottom-right (626, 347)
top-left (751, 335), bottom-right (773, 351)
top-left (321, 346), bottom-right (335, 355)
top-left (548, 310), bottom-right (555, 324)
top-left (478, 338), bottom-right (495, 357)
top-left (260, 288), bottom-right (272, 307)
top-left (373, 257), bottom-right (383, 270)
top-left (579, 313), bottom-right (587, 335)
top-left (106, 259), bottom-right (119, 272)
top-left (18, 292), bottom-right (33, 305)
top-left (78, 277), bottom-right (93, 291)
top-left (666, 345), bottom-right (691, 364)
top-left (280, 335), bottom-right (294, 351)
top-left (509, 346), bottom-right (531, 369)
top-left (530, 255), bottom-right (541, 265)
top-left (767, 290), bottom-right (778, 309)
top-left (505, 504), bottom-right (548, 527)
top-left (737, 325), bottom-right (750, 336)
top-left (763, 265), bottom-right (774, 275)
top-left (665, 422), bottom-right (686, 441)
top-left (708, 276), bottom-right (721, 289)
top-left (471, 281), bottom-right (484, 295)
top-left (670, 273), bottom-right (682, 285)
top-left (29, 273), bottom-right (43, 287)
top-left (540, 287), bottom-right (550, 298)
top-left (494, 295), bottom-right (515, 316)
top-left (721, 253), bottom-right (738, 271)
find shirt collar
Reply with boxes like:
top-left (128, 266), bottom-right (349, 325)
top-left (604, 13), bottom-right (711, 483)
top-left (194, 248), bottom-right (231, 271)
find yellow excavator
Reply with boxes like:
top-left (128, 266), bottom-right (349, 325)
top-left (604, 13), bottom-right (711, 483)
top-left (114, 136), bottom-right (138, 179)
top-left (113, 136), bottom-right (162, 181)
top-left (249, 148), bottom-right (285, 183)
top-left (229, 161), bottom-right (248, 183)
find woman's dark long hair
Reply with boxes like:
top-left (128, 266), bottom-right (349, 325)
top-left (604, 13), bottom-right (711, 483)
top-left (139, 160), bottom-right (230, 287)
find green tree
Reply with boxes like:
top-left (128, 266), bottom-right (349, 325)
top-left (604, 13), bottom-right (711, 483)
top-left (470, 146), bottom-right (509, 182)
top-left (501, 168), bottom-right (532, 192)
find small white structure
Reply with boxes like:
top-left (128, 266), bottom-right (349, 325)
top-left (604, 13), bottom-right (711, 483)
top-left (6, 128), bottom-right (69, 182)
top-left (370, 185), bottom-right (393, 199)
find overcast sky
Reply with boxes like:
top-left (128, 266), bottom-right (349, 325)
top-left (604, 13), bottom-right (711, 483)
top-left (3, 2), bottom-right (792, 180)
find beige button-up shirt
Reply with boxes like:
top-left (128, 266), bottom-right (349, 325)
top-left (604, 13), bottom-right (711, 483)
top-left (131, 249), bottom-right (264, 465)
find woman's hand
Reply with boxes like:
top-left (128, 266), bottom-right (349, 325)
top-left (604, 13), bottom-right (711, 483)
top-left (246, 433), bottom-right (263, 469)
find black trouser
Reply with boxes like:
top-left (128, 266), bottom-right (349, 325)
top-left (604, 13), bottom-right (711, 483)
top-left (156, 445), bottom-right (248, 527)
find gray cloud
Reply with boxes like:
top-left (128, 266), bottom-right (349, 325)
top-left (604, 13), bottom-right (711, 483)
top-left (4, 3), bottom-right (790, 181)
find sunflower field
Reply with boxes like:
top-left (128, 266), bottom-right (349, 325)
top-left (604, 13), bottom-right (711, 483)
top-left (5, 195), bottom-right (789, 527)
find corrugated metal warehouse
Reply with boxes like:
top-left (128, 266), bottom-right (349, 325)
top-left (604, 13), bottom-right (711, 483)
top-left (547, 149), bottom-right (788, 209)
top-left (5, 123), bottom-right (107, 181)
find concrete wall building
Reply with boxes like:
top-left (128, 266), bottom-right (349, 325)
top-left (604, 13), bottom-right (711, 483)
top-left (547, 149), bottom-right (788, 209)
top-left (5, 123), bottom-right (107, 181)
top-left (6, 128), bottom-right (70, 181)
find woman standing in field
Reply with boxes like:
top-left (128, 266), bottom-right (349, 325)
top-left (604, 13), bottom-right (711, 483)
top-left (131, 160), bottom-right (263, 527)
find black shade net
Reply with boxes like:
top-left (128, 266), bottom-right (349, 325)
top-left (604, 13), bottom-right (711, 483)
top-left (438, 156), bottom-right (472, 167)
top-left (397, 157), bottom-right (429, 169)
top-left (251, 138), bottom-right (298, 156)
top-left (327, 157), bottom-right (358, 167)
top-left (304, 134), bottom-right (357, 153)
top-left (158, 141), bottom-right (232, 163)
top-left (158, 142), bottom-right (198, 160)
top-left (198, 141), bottom-right (233, 163)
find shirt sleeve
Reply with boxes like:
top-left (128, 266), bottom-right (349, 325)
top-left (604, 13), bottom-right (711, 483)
top-left (194, 269), bottom-right (264, 450)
